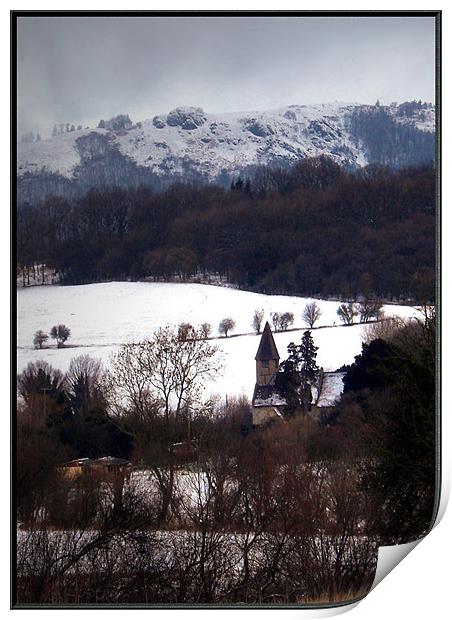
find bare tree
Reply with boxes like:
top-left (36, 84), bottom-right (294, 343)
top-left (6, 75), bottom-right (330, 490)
top-left (218, 318), bottom-right (235, 338)
top-left (357, 300), bottom-right (384, 323)
top-left (107, 326), bottom-right (221, 523)
top-left (50, 324), bottom-right (71, 348)
top-left (336, 303), bottom-right (358, 325)
top-left (33, 330), bottom-right (49, 349)
top-left (16, 476), bottom-right (155, 604)
top-left (17, 401), bottom-right (71, 525)
top-left (200, 322), bottom-right (212, 339)
top-left (271, 312), bottom-right (281, 332)
top-left (271, 311), bottom-right (294, 331)
top-left (17, 360), bottom-right (66, 401)
top-left (279, 312), bottom-right (294, 331)
top-left (110, 326), bottom-right (221, 425)
top-left (143, 325), bottom-right (221, 421)
top-left (106, 342), bottom-right (156, 417)
top-left (252, 309), bottom-right (265, 334)
top-left (302, 301), bottom-right (322, 328)
top-left (66, 355), bottom-right (105, 411)
top-left (362, 316), bottom-right (406, 344)
top-left (178, 322), bottom-right (194, 341)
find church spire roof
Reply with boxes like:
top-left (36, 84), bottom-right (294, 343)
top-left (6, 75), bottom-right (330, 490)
top-left (255, 321), bottom-right (279, 361)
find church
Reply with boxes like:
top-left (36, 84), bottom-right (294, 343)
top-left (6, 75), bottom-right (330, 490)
top-left (251, 321), bottom-right (346, 427)
top-left (251, 321), bottom-right (286, 426)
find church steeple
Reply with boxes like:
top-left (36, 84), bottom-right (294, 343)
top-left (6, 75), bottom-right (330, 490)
top-left (255, 322), bottom-right (279, 386)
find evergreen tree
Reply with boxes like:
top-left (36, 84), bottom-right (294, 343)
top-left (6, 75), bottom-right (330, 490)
top-left (275, 343), bottom-right (303, 416)
top-left (275, 332), bottom-right (319, 416)
top-left (342, 338), bottom-right (398, 394)
top-left (299, 330), bottom-right (319, 380)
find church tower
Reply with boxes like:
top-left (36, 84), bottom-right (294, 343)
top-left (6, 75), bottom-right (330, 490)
top-left (251, 321), bottom-right (285, 427)
top-left (255, 321), bottom-right (280, 386)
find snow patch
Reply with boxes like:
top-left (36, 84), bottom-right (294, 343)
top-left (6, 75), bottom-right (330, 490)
top-left (17, 282), bottom-right (422, 402)
top-left (18, 102), bottom-right (433, 181)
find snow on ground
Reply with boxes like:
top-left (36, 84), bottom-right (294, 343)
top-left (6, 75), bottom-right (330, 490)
top-left (17, 103), bottom-right (435, 183)
top-left (17, 282), bottom-right (421, 401)
top-left (17, 128), bottom-right (106, 178)
top-left (317, 372), bottom-right (347, 407)
top-left (116, 103), bottom-right (366, 178)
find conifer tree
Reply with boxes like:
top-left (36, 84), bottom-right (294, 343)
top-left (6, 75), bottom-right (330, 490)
top-left (275, 332), bottom-right (319, 416)
top-left (299, 330), bottom-right (319, 380)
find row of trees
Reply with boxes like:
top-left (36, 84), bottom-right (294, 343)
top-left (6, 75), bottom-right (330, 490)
top-left (97, 114), bottom-right (134, 131)
top-left (33, 324), bottom-right (71, 349)
top-left (336, 301), bottom-right (383, 325)
top-left (51, 123), bottom-right (84, 137)
top-left (30, 302), bottom-right (383, 352)
top-left (252, 300), bottom-right (383, 335)
top-left (17, 158), bottom-right (435, 301)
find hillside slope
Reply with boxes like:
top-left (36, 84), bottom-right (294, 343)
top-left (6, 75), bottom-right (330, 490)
top-left (17, 101), bottom-right (435, 203)
top-left (17, 282), bottom-right (421, 400)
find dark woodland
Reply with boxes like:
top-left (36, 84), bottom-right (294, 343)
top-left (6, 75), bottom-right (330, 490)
top-left (17, 156), bottom-right (435, 302)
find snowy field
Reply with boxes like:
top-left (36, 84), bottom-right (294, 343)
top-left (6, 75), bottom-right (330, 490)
top-left (17, 282), bottom-right (421, 401)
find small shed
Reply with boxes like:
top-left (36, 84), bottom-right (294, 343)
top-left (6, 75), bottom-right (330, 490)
top-left (89, 457), bottom-right (132, 482)
top-left (58, 456), bottom-right (132, 482)
top-left (171, 440), bottom-right (199, 466)
top-left (56, 458), bottom-right (91, 480)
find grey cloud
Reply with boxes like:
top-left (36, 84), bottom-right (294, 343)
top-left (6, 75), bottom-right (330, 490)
top-left (16, 15), bottom-right (436, 137)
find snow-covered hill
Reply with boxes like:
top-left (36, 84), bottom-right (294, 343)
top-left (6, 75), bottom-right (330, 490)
top-left (17, 282), bottom-right (421, 401)
top-left (17, 101), bottom-right (435, 203)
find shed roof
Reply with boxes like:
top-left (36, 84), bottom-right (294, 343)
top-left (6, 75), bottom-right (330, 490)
top-left (60, 458), bottom-right (91, 468)
top-left (93, 456), bottom-right (130, 466)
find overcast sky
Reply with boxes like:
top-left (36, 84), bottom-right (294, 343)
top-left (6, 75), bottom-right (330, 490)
top-left (17, 15), bottom-right (436, 137)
